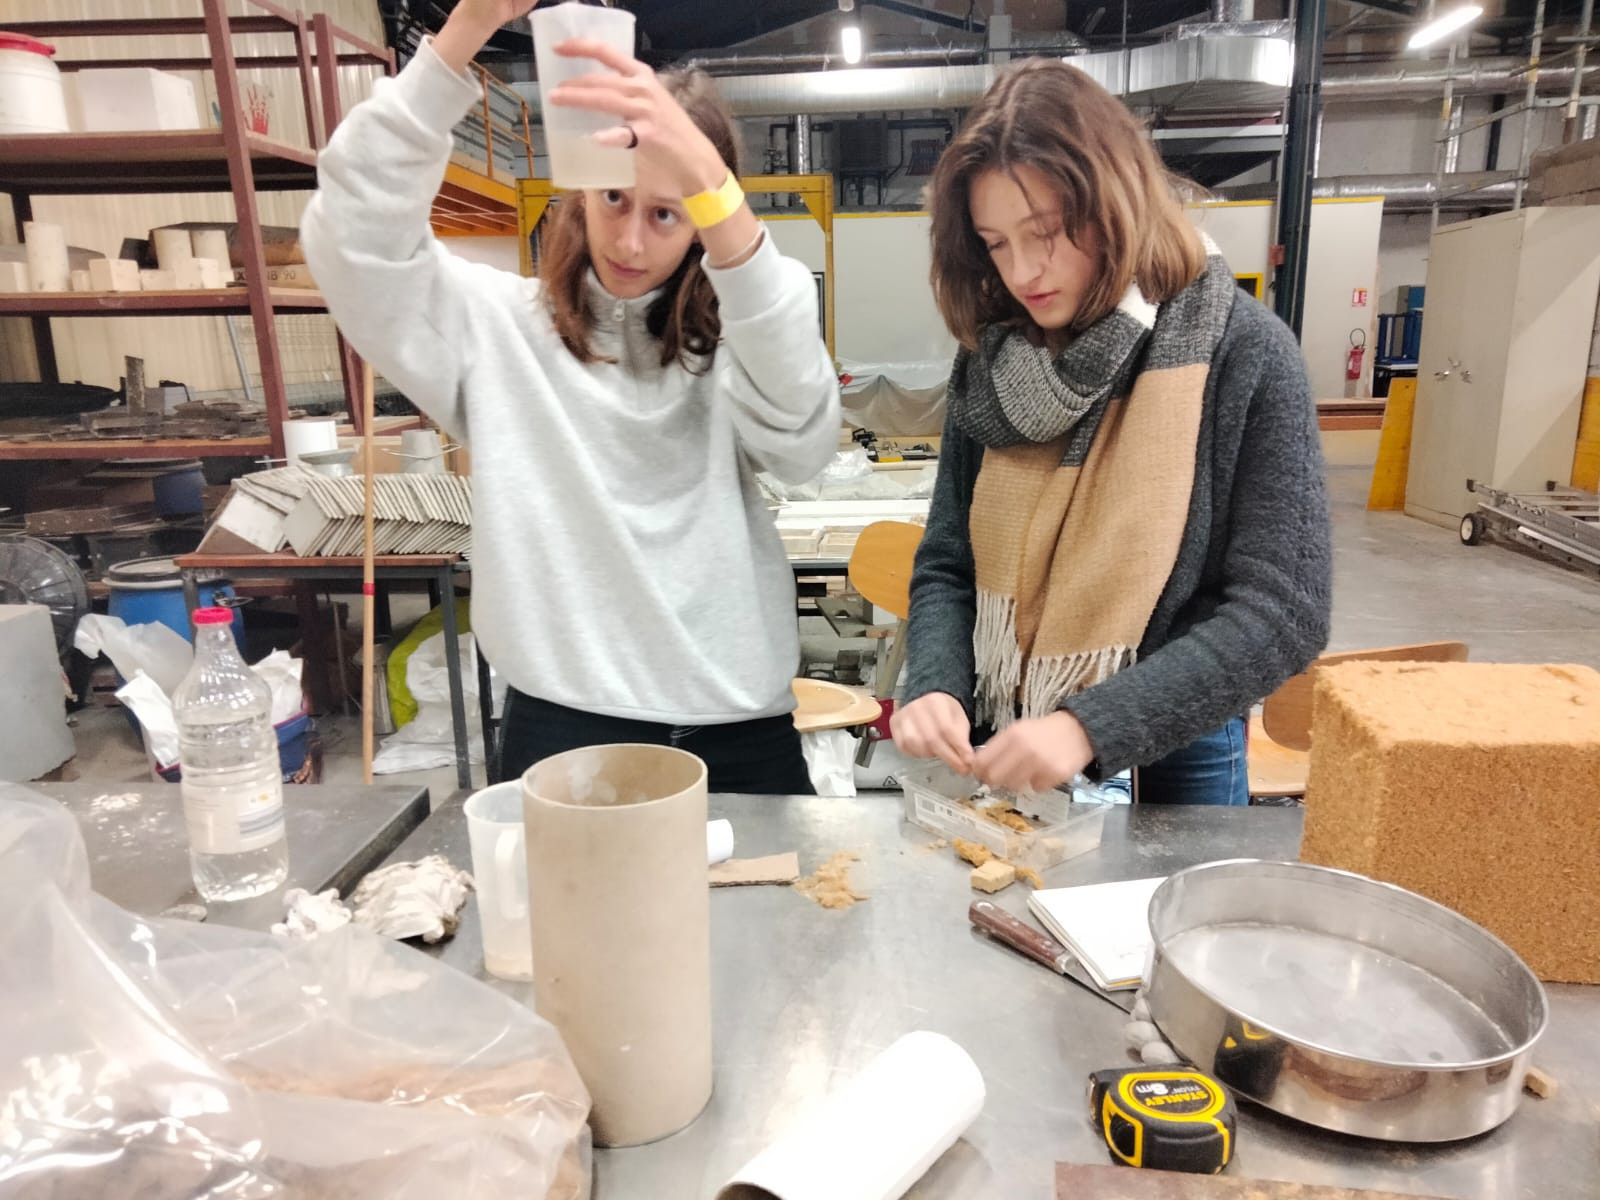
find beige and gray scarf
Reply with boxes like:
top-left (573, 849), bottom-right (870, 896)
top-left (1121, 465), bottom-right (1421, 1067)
top-left (947, 241), bottom-right (1236, 728)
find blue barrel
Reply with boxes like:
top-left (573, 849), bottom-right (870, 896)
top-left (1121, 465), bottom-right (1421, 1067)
top-left (106, 557), bottom-right (242, 642)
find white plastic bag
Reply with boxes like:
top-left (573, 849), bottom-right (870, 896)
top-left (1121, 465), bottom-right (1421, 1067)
top-left (373, 631), bottom-right (485, 774)
top-left (251, 648), bottom-right (306, 725)
top-left (113, 669), bottom-right (180, 770)
top-left (73, 613), bottom-right (193, 697)
top-left (0, 785), bottom-right (592, 1199)
top-left (802, 728), bottom-right (860, 797)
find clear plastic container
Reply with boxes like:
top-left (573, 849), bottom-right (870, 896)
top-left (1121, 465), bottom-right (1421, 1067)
top-left (899, 763), bottom-right (1110, 871)
top-left (172, 606), bottom-right (288, 901)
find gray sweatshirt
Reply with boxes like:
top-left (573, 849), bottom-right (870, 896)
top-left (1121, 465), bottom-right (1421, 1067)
top-left (302, 41), bottom-right (840, 723)
top-left (903, 294), bottom-right (1332, 775)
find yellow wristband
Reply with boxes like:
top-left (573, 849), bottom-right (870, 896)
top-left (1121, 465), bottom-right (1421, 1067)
top-left (684, 170), bottom-right (743, 229)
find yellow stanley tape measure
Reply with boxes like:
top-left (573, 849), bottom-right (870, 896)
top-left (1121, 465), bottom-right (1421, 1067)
top-left (1088, 1065), bottom-right (1237, 1174)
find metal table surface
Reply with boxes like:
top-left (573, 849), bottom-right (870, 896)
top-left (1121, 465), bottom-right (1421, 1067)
top-left (37, 781), bottom-right (431, 931)
top-left (382, 794), bottom-right (1600, 1200)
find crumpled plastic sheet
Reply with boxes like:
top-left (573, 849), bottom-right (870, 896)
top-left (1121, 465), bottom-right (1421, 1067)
top-left (0, 784), bottom-right (591, 1200)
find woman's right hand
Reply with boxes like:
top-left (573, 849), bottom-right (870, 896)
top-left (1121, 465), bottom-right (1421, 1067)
top-left (434, 0), bottom-right (540, 73)
top-left (892, 693), bottom-right (976, 776)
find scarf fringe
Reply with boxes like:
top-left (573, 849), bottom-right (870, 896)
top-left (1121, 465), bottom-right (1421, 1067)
top-left (973, 588), bottom-right (1136, 728)
top-left (973, 590), bottom-right (1023, 729)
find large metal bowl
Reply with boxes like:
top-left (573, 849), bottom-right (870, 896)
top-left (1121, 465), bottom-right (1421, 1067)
top-left (1145, 859), bottom-right (1548, 1143)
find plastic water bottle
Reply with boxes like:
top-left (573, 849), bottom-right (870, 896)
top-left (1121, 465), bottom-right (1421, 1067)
top-left (173, 607), bottom-right (288, 901)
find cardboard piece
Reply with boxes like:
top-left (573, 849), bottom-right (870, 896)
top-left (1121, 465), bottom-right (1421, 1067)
top-left (709, 852), bottom-right (800, 887)
top-left (524, 745), bottom-right (713, 1148)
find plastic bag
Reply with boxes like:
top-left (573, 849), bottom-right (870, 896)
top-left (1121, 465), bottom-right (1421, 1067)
top-left (73, 612), bottom-right (193, 697)
top-left (801, 728), bottom-right (859, 797)
top-left (0, 784), bottom-right (591, 1199)
top-left (373, 631), bottom-right (486, 775)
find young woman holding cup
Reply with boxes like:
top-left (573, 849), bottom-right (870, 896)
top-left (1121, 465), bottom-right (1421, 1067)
top-left (302, 0), bottom-right (839, 793)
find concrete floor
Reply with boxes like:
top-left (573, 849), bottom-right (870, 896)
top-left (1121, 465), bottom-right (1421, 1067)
top-left (54, 457), bottom-right (1600, 803)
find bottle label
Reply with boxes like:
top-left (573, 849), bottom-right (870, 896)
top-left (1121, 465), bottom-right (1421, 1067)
top-left (182, 776), bottom-right (285, 854)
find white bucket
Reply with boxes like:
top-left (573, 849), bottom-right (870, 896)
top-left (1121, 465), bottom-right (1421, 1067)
top-left (0, 34), bottom-right (69, 135)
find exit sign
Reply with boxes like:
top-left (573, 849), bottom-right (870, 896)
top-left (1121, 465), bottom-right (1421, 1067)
top-left (1352, 288), bottom-right (1369, 307)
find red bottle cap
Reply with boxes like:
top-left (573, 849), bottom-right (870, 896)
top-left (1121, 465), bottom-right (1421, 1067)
top-left (193, 606), bottom-right (234, 625)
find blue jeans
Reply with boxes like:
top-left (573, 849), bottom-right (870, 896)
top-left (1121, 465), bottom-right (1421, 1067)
top-left (1103, 718), bottom-right (1249, 806)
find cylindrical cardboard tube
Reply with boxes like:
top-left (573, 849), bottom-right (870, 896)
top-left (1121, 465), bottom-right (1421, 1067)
top-left (23, 221), bottom-right (68, 292)
top-left (191, 228), bottom-right (230, 267)
top-left (524, 744), bottom-right (712, 1148)
top-left (152, 227), bottom-right (194, 270)
top-left (716, 1032), bottom-right (985, 1200)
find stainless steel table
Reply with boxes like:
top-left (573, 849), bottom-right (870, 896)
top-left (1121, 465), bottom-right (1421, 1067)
top-left (38, 780), bottom-right (430, 931)
top-left (382, 795), bottom-right (1600, 1200)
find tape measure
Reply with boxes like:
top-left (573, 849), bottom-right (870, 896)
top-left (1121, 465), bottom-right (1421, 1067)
top-left (1088, 1066), bottom-right (1237, 1174)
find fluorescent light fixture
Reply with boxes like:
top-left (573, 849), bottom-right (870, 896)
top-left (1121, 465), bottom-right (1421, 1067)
top-left (841, 22), bottom-right (863, 65)
top-left (1408, 5), bottom-right (1483, 49)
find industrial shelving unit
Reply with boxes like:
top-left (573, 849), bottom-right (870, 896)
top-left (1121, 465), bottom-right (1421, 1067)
top-left (0, 0), bottom-right (390, 463)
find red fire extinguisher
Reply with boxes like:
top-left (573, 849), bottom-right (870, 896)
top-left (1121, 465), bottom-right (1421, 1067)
top-left (1346, 330), bottom-right (1366, 381)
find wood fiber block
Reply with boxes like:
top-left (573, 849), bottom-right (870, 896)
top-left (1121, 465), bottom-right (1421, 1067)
top-left (970, 859), bottom-right (1016, 894)
top-left (1302, 662), bottom-right (1600, 984)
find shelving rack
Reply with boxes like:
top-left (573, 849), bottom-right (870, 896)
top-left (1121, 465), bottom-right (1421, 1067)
top-left (0, 0), bottom-right (392, 462)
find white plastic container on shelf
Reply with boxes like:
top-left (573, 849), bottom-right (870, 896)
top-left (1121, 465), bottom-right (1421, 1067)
top-left (0, 32), bottom-right (69, 135)
top-left (76, 67), bottom-right (198, 132)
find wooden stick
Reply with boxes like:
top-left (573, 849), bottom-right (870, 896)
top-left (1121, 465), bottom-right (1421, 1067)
top-left (360, 359), bottom-right (376, 785)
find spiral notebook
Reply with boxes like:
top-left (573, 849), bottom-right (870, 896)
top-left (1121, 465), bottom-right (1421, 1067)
top-left (1027, 876), bottom-right (1166, 992)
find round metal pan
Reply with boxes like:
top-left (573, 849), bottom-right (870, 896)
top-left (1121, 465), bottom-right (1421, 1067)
top-left (1145, 859), bottom-right (1548, 1143)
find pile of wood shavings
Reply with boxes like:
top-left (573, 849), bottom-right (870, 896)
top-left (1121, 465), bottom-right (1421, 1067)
top-left (795, 850), bottom-right (869, 910)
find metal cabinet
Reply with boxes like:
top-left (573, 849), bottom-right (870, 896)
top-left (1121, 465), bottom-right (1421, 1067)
top-left (1405, 207), bottom-right (1600, 528)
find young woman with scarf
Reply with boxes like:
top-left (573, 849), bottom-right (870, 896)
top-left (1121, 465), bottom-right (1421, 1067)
top-left (303, 0), bottom-right (839, 793)
top-left (893, 59), bottom-right (1332, 805)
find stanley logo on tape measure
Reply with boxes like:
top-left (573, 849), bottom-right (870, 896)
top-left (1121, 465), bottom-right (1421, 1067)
top-left (1088, 1066), bottom-right (1238, 1174)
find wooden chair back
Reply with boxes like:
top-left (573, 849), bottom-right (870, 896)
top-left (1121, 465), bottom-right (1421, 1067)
top-left (847, 521), bottom-right (924, 621)
top-left (1261, 640), bottom-right (1469, 752)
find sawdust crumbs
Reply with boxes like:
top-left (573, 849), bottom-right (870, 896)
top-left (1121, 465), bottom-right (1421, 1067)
top-left (796, 850), bottom-right (869, 910)
top-left (953, 838), bottom-right (993, 867)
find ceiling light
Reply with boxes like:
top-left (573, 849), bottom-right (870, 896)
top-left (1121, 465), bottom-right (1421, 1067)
top-left (1408, 5), bottom-right (1483, 49)
top-left (841, 22), bottom-right (863, 64)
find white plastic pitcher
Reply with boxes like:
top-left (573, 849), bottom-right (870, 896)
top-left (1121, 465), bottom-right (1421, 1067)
top-left (464, 782), bottom-right (533, 981)
top-left (531, 3), bottom-right (637, 189)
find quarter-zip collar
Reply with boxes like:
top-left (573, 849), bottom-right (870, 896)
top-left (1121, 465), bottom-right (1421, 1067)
top-left (585, 267), bottom-right (664, 331)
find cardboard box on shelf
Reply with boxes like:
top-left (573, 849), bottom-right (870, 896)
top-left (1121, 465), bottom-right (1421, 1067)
top-left (76, 68), bottom-right (199, 132)
top-left (230, 264), bottom-right (317, 290)
top-left (89, 259), bottom-right (141, 292)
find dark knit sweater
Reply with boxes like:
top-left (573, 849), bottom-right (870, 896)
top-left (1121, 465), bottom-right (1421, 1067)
top-left (902, 292), bottom-right (1333, 776)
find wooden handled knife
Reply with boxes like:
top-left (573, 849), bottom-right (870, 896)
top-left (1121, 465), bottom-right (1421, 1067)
top-left (968, 899), bottom-right (1135, 1013)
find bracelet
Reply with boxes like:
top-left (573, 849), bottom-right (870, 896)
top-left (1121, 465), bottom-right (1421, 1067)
top-left (704, 225), bottom-right (766, 270)
top-left (684, 170), bottom-right (744, 229)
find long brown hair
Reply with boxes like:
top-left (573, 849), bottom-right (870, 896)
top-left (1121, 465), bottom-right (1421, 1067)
top-left (539, 69), bottom-right (740, 371)
top-left (927, 58), bottom-right (1205, 350)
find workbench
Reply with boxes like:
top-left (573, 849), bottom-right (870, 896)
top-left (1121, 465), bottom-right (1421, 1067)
top-left (382, 793), bottom-right (1599, 1199)
top-left (174, 551), bottom-right (490, 789)
top-left (38, 780), bottom-right (430, 932)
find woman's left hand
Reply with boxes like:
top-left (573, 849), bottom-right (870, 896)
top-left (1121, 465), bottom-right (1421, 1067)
top-left (972, 710), bottom-right (1095, 794)
top-left (547, 40), bottom-right (726, 198)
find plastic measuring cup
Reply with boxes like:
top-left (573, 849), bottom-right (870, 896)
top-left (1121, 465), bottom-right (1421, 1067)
top-left (464, 781), bottom-right (533, 981)
top-left (532, 2), bottom-right (637, 189)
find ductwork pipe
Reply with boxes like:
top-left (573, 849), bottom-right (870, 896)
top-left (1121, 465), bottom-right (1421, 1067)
top-left (1220, 171), bottom-right (1517, 209)
top-left (1322, 57), bottom-right (1596, 101)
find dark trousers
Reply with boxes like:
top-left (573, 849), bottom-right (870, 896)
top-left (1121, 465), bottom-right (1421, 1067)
top-left (494, 690), bottom-right (816, 796)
